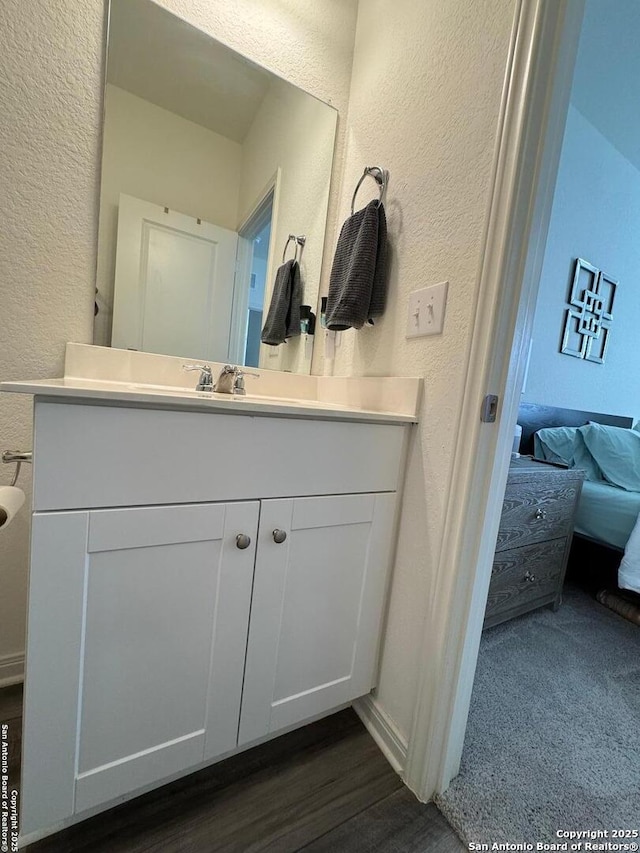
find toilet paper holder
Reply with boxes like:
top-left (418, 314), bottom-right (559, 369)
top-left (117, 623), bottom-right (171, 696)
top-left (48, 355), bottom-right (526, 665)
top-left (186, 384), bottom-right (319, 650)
top-left (2, 450), bottom-right (32, 487)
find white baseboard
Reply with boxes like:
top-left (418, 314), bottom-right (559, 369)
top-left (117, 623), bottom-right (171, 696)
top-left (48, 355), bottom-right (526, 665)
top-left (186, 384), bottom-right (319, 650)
top-left (0, 652), bottom-right (24, 688)
top-left (353, 693), bottom-right (408, 775)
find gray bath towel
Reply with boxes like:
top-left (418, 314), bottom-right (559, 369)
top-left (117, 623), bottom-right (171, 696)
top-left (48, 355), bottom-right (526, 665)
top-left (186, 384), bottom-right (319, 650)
top-left (261, 259), bottom-right (302, 346)
top-left (325, 200), bottom-right (387, 331)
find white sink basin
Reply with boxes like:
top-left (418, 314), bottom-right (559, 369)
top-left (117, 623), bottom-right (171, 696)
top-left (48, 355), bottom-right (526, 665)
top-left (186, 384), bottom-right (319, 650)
top-left (122, 378), bottom-right (315, 404)
top-left (123, 382), bottom-right (299, 405)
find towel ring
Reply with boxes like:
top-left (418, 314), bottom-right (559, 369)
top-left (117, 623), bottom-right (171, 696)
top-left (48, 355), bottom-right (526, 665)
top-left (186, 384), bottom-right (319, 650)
top-left (351, 166), bottom-right (388, 215)
top-left (282, 234), bottom-right (306, 264)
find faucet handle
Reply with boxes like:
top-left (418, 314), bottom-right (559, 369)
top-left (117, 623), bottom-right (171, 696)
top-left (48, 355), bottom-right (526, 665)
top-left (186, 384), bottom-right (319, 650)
top-left (182, 363), bottom-right (212, 374)
top-left (183, 363), bottom-right (213, 392)
top-left (233, 369), bottom-right (260, 395)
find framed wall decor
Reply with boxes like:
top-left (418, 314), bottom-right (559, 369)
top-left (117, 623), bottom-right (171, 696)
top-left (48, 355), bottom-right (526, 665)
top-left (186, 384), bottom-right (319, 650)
top-left (560, 257), bottom-right (617, 364)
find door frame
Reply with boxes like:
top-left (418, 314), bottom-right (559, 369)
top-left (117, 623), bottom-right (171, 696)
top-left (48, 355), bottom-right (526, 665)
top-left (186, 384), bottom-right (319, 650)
top-left (404, 0), bottom-right (586, 799)
top-left (229, 171), bottom-right (282, 364)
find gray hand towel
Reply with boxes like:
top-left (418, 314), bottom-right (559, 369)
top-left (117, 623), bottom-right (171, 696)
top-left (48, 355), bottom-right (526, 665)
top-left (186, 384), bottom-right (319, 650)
top-left (325, 200), bottom-right (387, 331)
top-left (261, 259), bottom-right (303, 346)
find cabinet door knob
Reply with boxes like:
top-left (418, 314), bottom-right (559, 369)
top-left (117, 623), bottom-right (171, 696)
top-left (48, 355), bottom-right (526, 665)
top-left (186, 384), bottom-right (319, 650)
top-left (534, 508), bottom-right (547, 520)
top-left (236, 533), bottom-right (251, 550)
top-left (524, 571), bottom-right (536, 583)
top-left (272, 529), bottom-right (287, 544)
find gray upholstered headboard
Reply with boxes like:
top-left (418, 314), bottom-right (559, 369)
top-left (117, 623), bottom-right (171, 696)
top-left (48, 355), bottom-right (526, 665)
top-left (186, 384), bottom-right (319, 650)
top-left (518, 403), bottom-right (634, 455)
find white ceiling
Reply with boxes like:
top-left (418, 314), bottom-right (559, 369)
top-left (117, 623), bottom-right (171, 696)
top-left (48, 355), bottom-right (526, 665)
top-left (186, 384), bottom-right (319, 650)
top-left (571, 0), bottom-right (640, 172)
top-left (107, 0), bottom-right (273, 143)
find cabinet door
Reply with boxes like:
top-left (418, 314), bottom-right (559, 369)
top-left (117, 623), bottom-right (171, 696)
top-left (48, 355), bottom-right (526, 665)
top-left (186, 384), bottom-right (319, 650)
top-left (238, 492), bottom-right (396, 745)
top-left (21, 501), bottom-right (258, 836)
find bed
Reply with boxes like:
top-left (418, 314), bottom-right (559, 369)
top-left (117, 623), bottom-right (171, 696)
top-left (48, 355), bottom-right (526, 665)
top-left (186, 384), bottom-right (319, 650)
top-left (518, 402), bottom-right (639, 596)
top-left (574, 481), bottom-right (640, 549)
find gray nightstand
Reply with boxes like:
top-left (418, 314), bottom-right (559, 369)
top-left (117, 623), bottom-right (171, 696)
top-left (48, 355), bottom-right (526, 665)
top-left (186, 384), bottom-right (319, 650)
top-left (483, 457), bottom-right (585, 629)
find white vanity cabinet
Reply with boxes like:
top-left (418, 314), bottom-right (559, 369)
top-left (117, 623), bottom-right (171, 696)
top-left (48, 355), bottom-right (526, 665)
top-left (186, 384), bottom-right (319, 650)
top-left (24, 501), bottom-right (259, 832)
top-left (238, 493), bottom-right (396, 744)
top-left (20, 400), bottom-right (409, 840)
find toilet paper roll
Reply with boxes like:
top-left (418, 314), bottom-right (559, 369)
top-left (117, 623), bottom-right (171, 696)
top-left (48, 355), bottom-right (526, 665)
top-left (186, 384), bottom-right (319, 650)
top-left (0, 486), bottom-right (25, 530)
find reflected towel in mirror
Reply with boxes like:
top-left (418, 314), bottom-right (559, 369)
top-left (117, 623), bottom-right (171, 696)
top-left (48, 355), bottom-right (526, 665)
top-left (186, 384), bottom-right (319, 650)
top-left (261, 259), bottom-right (303, 346)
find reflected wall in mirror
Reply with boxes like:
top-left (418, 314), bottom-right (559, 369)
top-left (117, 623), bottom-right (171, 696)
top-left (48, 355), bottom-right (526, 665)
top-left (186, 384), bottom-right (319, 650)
top-left (94, 0), bottom-right (337, 375)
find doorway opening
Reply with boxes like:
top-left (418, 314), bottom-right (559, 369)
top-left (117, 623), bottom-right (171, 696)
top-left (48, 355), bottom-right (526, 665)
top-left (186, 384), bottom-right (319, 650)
top-left (233, 188), bottom-right (275, 369)
top-left (436, 0), bottom-right (640, 841)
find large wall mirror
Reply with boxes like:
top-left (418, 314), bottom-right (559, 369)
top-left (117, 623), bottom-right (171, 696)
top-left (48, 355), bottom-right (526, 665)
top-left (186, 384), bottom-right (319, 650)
top-left (94, 0), bottom-right (337, 375)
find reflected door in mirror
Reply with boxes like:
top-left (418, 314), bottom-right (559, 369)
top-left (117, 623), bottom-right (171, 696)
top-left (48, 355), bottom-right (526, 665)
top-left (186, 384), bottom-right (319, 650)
top-left (111, 194), bottom-right (238, 361)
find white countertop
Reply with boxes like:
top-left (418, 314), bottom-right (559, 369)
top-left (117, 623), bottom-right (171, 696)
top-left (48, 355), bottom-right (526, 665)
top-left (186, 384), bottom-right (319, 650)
top-left (0, 376), bottom-right (418, 425)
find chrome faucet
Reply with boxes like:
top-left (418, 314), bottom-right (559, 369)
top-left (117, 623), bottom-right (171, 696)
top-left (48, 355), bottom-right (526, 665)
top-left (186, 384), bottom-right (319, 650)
top-left (213, 365), bottom-right (260, 395)
top-left (182, 363), bottom-right (213, 391)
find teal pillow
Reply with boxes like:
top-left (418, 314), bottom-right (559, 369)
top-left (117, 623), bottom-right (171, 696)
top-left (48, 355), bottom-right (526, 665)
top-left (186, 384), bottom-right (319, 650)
top-left (533, 426), bottom-right (602, 481)
top-left (579, 423), bottom-right (640, 492)
top-left (534, 426), bottom-right (575, 465)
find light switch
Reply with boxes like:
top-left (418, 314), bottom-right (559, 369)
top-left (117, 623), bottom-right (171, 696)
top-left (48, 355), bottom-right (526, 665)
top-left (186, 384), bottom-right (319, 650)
top-left (406, 281), bottom-right (448, 338)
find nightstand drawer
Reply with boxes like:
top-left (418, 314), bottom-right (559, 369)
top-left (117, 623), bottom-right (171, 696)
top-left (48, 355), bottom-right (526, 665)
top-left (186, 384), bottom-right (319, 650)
top-left (485, 538), bottom-right (567, 623)
top-left (495, 479), bottom-right (581, 552)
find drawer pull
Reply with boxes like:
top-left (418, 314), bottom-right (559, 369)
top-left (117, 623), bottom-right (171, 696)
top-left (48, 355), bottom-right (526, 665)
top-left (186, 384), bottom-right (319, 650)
top-left (534, 508), bottom-right (547, 520)
top-left (236, 533), bottom-right (251, 550)
top-left (524, 571), bottom-right (536, 583)
top-left (272, 529), bottom-right (287, 544)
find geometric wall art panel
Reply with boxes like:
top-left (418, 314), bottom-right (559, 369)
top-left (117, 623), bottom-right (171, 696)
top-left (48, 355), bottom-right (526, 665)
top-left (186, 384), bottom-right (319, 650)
top-left (560, 257), bottom-right (617, 364)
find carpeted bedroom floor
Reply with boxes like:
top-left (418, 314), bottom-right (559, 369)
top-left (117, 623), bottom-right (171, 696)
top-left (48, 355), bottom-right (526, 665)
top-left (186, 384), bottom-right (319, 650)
top-left (436, 584), bottom-right (640, 843)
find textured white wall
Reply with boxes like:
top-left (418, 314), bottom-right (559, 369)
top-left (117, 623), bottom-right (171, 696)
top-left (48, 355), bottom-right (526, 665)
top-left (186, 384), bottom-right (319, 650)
top-left (526, 105), bottom-right (640, 417)
top-left (239, 79), bottom-right (336, 374)
top-left (329, 0), bottom-right (517, 738)
top-left (0, 0), bottom-right (103, 676)
top-left (95, 84), bottom-right (242, 346)
top-left (0, 0), bottom-right (358, 675)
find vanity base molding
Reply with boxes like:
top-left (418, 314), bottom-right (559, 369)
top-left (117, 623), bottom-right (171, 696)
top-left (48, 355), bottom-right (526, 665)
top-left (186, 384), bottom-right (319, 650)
top-left (20, 398), bottom-right (410, 842)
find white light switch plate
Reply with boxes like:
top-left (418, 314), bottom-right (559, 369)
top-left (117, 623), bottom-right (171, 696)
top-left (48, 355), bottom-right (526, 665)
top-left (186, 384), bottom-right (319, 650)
top-left (406, 281), bottom-right (448, 338)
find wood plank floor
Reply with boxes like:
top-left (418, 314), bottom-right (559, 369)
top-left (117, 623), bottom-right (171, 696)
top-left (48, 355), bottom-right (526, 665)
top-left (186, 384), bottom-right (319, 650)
top-left (0, 686), bottom-right (464, 852)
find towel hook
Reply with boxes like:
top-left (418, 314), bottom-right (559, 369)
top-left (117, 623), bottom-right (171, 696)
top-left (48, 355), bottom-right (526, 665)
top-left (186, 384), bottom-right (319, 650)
top-left (351, 166), bottom-right (389, 215)
top-left (282, 233), bottom-right (306, 265)
top-left (2, 450), bottom-right (32, 487)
